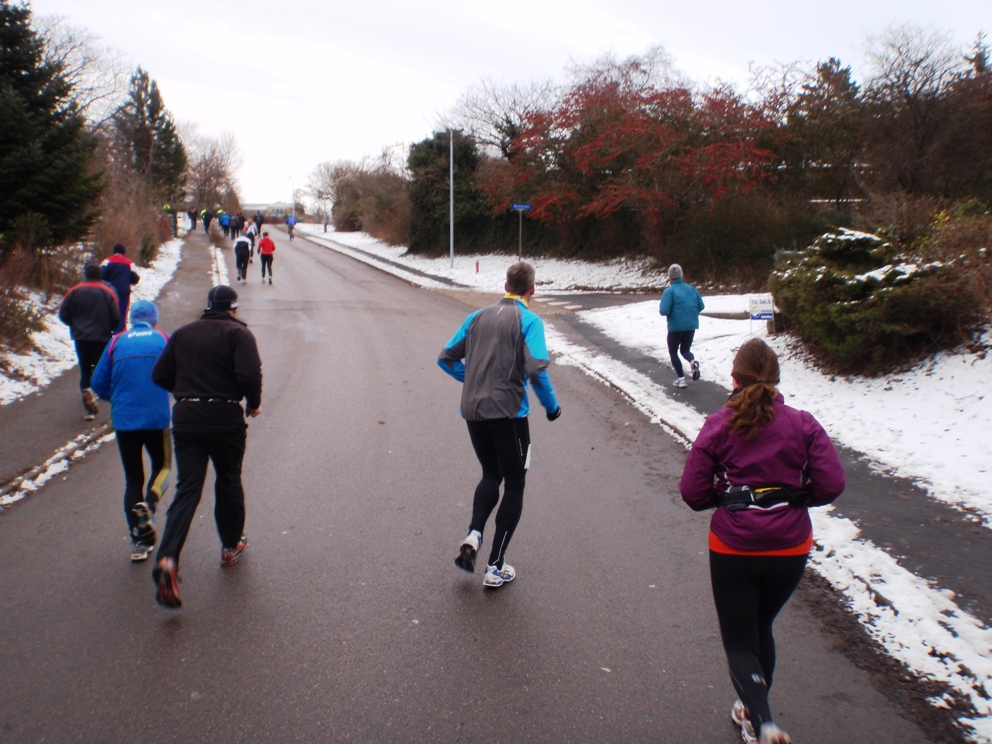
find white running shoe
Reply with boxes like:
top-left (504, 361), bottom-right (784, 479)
top-left (674, 377), bottom-right (688, 388)
top-left (732, 700), bottom-right (757, 744)
top-left (455, 530), bottom-right (482, 572)
top-left (130, 542), bottom-right (154, 562)
top-left (483, 562), bottom-right (515, 588)
top-left (758, 723), bottom-right (793, 744)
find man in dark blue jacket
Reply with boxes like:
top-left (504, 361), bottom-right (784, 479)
top-left (101, 243), bottom-right (141, 334)
top-left (438, 262), bottom-right (561, 589)
top-left (659, 263), bottom-right (705, 388)
top-left (91, 300), bottom-right (171, 561)
top-left (58, 263), bottom-right (121, 419)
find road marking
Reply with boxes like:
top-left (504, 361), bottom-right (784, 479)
top-left (545, 301), bottom-right (569, 306)
top-left (564, 304), bottom-right (583, 310)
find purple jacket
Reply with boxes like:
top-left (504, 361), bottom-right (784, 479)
top-left (680, 395), bottom-right (845, 551)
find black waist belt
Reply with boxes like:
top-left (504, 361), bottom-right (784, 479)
top-left (175, 397), bottom-right (241, 404)
top-left (717, 486), bottom-right (811, 512)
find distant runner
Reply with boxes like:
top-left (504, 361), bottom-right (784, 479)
top-left (659, 263), bottom-right (704, 388)
top-left (101, 243), bottom-right (140, 334)
top-left (680, 338), bottom-right (845, 744)
top-left (233, 234), bottom-right (252, 284)
top-left (258, 231), bottom-right (275, 284)
top-left (438, 262), bottom-right (561, 589)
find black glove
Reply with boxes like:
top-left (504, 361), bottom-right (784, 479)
top-left (547, 407), bottom-right (562, 422)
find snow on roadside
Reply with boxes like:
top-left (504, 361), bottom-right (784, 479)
top-left (297, 224), bottom-right (668, 292)
top-left (208, 243), bottom-right (229, 287)
top-left (579, 298), bottom-right (992, 526)
top-left (0, 238), bottom-right (184, 406)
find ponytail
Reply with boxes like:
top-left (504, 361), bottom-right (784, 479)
top-left (724, 338), bottom-right (781, 441)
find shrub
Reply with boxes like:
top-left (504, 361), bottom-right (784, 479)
top-left (770, 228), bottom-right (984, 374)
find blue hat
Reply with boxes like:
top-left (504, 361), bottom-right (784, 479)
top-left (130, 300), bottom-right (159, 325)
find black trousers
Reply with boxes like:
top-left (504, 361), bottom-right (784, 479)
top-left (115, 429), bottom-right (172, 542)
top-left (710, 550), bottom-right (808, 733)
top-left (260, 254), bottom-right (273, 278)
top-left (666, 330), bottom-right (695, 377)
top-left (74, 339), bottom-right (108, 390)
top-left (158, 426), bottom-right (247, 563)
top-left (235, 253), bottom-right (249, 280)
top-left (466, 417), bottom-right (530, 569)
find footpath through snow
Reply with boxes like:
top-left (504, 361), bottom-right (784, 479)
top-left (299, 224), bottom-right (992, 742)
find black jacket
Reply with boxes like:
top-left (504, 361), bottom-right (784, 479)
top-left (152, 310), bottom-right (262, 430)
top-left (58, 281), bottom-right (121, 342)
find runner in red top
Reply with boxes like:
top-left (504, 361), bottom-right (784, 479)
top-left (258, 231), bottom-right (276, 284)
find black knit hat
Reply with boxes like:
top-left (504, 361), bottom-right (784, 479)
top-left (113, 243), bottom-right (126, 254)
top-left (207, 285), bottom-right (239, 311)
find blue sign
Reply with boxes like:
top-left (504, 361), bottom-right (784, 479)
top-left (750, 295), bottom-right (774, 321)
top-left (511, 203), bottom-right (532, 211)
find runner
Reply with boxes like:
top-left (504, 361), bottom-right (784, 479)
top-left (90, 300), bottom-right (171, 562)
top-left (285, 212), bottom-right (297, 240)
top-left (233, 234), bottom-right (252, 284)
top-left (57, 263), bottom-right (121, 420)
top-left (150, 285), bottom-right (263, 608)
top-left (438, 262), bottom-right (561, 589)
top-left (258, 231), bottom-right (275, 284)
top-left (659, 263), bottom-right (704, 388)
top-left (101, 243), bottom-right (141, 334)
top-left (679, 338), bottom-right (845, 744)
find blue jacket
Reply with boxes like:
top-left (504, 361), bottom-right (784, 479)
top-left (438, 297), bottom-right (558, 420)
top-left (91, 322), bottom-right (171, 431)
top-left (101, 254), bottom-right (140, 333)
top-left (659, 279), bottom-right (705, 332)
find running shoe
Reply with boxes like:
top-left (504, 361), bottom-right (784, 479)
top-left (132, 501), bottom-right (156, 545)
top-left (483, 562), bottom-right (515, 588)
top-left (153, 557), bottom-right (181, 608)
top-left (82, 412), bottom-right (96, 421)
top-left (455, 530), bottom-right (482, 573)
top-left (673, 377), bottom-right (688, 388)
top-left (82, 388), bottom-right (99, 414)
top-left (731, 700), bottom-right (757, 744)
top-left (221, 535), bottom-right (249, 566)
top-left (758, 723), bottom-right (792, 744)
top-left (268, 277), bottom-right (272, 284)
top-left (691, 360), bottom-right (701, 381)
top-left (131, 542), bottom-right (154, 562)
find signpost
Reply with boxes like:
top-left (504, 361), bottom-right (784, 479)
top-left (749, 294), bottom-right (774, 336)
top-left (511, 203), bottom-right (531, 261)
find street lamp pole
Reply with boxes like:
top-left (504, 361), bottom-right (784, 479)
top-left (448, 130), bottom-right (454, 269)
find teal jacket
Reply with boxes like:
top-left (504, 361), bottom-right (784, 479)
top-left (659, 279), bottom-right (705, 332)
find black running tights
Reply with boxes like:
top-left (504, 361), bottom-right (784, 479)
top-left (261, 254), bottom-right (273, 278)
top-left (666, 330), bottom-right (695, 378)
top-left (115, 428), bottom-right (172, 540)
top-left (466, 417), bottom-right (530, 569)
top-left (74, 340), bottom-right (107, 390)
top-left (709, 550), bottom-right (807, 734)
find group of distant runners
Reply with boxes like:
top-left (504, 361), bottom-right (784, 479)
top-left (56, 251), bottom-right (842, 744)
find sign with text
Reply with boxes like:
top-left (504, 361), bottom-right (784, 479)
top-left (511, 203), bottom-right (532, 211)
top-left (749, 294), bottom-right (774, 321)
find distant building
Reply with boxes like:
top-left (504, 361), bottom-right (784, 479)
top-left (242, 202), bottom-right (295, 219)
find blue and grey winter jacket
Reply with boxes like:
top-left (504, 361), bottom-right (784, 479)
top-left (91, 322), bottom-right (171, 431)
top-left (659, 278), bottom-right (705, 332)
top-left (438, 297), bottom-right (558, 420)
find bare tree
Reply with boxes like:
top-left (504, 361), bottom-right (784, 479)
top-left (445, 78), bottom-right (560, 160)
top-left (567, 45), bottom-right (687, 95)
top-left (35, 15), bottom-right (130, 132)
top-left (180, 125), bottom-right (243, 211)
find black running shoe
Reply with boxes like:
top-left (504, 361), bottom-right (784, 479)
top-left (691, 360), bottom-right (701, 381)
top-left (455, 530), bottom-right (481, 572)
top-left (153, 558), bottom-right (181, 608)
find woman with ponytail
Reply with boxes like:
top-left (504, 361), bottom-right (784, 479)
top-left (680, 338), bottom-right (845, 744)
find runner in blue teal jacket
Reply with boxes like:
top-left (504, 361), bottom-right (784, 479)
top-left (659, 264), bottom-right (705, 387)
top-left (91, 300), bottom-right (172, 561)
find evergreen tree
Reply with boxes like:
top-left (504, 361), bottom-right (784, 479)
top-left (0, 1), bottom-right (103, 255)
top-left (114, 66), bottom-right (186, 200)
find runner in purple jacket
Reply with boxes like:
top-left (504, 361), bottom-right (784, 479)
top-left (680, 338), bottom-right (845, 744)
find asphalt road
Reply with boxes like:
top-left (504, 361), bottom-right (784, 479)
top-left (0, 229), bottom-right (932, 743)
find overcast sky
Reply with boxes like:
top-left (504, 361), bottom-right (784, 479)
top-left (29, 0), bottom-right (990, 203)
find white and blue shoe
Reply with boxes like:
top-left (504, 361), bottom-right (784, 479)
top-left (483, 562), bottom-right (515, 588)
top-left (455, 530), bottom-right (482, 573)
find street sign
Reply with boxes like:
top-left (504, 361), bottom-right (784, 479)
top-left (749, 295), bottom-right (774, 321)
top-left (511, 203), bottom-right (532, 211)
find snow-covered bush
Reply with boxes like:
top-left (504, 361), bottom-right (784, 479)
top-left (770, 228), bottom-right (983, 374)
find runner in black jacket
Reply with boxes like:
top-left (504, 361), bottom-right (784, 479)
top-left (150, 285), bottom-right (262, 608)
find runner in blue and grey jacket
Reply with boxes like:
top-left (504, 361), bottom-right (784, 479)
top-left (438, 261), bottom-right (561, 589)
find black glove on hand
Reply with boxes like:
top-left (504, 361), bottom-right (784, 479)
top-left (547, 407), bottom-right (562, 422)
